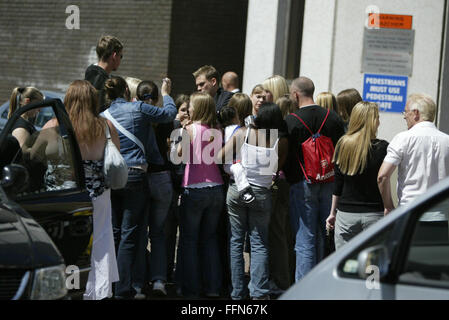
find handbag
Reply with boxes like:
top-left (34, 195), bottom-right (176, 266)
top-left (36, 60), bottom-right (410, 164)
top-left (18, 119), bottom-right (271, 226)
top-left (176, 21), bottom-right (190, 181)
top-left (103, 123), bottom-right (128, 189)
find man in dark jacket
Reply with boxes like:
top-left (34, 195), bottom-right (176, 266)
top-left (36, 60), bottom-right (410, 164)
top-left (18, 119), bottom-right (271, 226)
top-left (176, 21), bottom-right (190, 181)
top-left (85, 35), bottom-right (124, 112)
top-left (193, 65), bottom-right (233, 113)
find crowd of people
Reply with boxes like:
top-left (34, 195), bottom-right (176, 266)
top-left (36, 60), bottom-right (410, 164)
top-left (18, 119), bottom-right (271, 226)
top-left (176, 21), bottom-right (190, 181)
top-left (6, 35), bottom-right (449, 300)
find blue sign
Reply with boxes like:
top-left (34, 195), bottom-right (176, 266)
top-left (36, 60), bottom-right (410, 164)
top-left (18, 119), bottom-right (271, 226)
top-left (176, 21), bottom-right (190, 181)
top-left (363, 73), bottom-right (408, 113)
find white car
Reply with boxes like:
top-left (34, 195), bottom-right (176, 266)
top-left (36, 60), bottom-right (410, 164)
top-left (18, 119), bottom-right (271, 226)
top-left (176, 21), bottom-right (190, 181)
top-left (281, 177), bottom-right (449, 300)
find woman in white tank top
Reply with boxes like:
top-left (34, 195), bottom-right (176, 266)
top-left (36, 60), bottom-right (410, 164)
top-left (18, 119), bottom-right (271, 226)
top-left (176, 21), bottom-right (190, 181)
top-left (218, 102), bottom-right (288, 300)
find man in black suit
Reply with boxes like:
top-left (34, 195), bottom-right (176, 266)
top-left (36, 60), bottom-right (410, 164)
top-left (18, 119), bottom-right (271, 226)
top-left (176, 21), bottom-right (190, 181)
top-left (193, 65), bottom-right (233, 113)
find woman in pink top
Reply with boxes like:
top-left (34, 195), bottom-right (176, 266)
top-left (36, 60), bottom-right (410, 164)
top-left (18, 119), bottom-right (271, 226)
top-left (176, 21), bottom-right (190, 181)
top-left (177, 92), bottom-right (224, 298)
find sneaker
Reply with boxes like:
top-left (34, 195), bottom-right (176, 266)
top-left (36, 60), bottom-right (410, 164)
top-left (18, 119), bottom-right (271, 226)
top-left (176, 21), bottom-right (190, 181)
top-left (152, 280), bottom-right (167, 296)
top-left (239, 187), bottom-right (255, 203)
top-left (134, 293), bottom-right (146, 300)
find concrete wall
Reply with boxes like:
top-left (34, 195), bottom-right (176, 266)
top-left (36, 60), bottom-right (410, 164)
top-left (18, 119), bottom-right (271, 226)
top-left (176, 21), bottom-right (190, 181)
top-left (242, 0), bottom-right (280, 94)
top-left (301, 0), bottom-right (446, 142)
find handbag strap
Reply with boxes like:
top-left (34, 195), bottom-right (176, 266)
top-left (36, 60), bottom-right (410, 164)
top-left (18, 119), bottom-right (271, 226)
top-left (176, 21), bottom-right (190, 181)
top-left (105, 122), bottom-right (111, 139)
top-left (103, 109), bottom-right (146, 156)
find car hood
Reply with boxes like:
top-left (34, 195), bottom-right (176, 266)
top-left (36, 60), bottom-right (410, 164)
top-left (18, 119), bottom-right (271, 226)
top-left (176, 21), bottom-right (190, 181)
top-left (0, 203), bottom-right (64, 269)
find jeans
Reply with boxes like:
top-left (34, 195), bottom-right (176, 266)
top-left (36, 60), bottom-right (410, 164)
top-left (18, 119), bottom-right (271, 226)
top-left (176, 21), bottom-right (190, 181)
top-left (147, 171), bottom-right (173, 282)
top-left (289, 180), bottom-right (333, 282)
top-left (178, 185), bottom-right (224, 297)
top-left (111, 170), bottom-right (148, 297)
top-left (227, 183), bottom-right (271, 300)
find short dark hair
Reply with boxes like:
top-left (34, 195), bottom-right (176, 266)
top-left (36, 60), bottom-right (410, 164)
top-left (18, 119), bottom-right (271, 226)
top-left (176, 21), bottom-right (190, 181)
top-left (254, 102), bottom-right (287, 135)
top-left (175, 94), bottom-right (190, 110)
top-left (96, 35), bottom-right (123, 61)
top-left (219, 105), bottom-right (237, 127)
top-left (291, 77), bottom-right (315, 98)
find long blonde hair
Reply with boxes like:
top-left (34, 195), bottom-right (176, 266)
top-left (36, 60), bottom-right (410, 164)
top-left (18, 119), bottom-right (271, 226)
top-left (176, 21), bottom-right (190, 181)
top-left (316, 92), bottom-right (338, 112)
top-left (64, 80), bottom-right (106, 145)
top-left (9, 87), bottom-right (44, 118)
top-left (334, 101), bottom-right (379, 175)
top-left (262, 75), bottom-right (289, 103)
top-left (189, 92), bottom-right (216, 127)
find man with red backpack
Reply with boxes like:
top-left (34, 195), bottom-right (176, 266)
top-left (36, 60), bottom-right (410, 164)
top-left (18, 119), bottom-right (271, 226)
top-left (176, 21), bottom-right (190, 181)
top-left (285, 77), bottom-right (345, 282)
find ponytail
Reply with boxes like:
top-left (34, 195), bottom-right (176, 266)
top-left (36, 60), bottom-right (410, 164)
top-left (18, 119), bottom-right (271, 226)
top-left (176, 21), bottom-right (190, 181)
top-left (104, 76), bottom-right (130, 102)
top-left (8, 87), bottom-right (44, 119)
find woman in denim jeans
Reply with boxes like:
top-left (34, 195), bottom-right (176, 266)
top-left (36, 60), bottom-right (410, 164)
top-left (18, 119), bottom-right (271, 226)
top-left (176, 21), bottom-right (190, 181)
top-left (218, 102), bottom-right (288, 300)
top-left (176, 92), bottom-right (225, 298)
top-left (134, 80), bottom-right (175, 296)
top-left (103, 76), bottom-right (177, 299)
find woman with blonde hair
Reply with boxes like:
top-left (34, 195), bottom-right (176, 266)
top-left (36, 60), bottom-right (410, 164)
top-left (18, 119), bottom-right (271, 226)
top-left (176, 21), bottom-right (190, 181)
top-left (262, 75), bottom-right (289, 103)
top-left (8, 87), bottom-right (44, 147)
top-left (326, 101), bottom-right (388, 250)
top-left (64, 80), bottom-right (121, 300)
top-left (177, 92), bottom-right (225, 298)
top-left (316, 92), bottom-right (338, 113)
top-left (276, 95), bottom-right (296, 119)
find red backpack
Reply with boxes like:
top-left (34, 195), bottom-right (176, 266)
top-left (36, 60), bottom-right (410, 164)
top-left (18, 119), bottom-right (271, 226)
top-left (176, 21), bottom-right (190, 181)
top-left (290, 109), bottom-right (335, 183)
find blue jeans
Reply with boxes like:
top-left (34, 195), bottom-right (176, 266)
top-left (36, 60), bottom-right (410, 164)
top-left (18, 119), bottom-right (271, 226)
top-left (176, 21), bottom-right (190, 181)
top-left (147, 171), bottom-right (173, 282)
top-left (289, 180), bottom-right (333, 282)
top-left (227, 183), bottom-right (271, 300)
top-left (111, 170), bottom-right (148, 297)
top-left (178, 185), bottom-right (224, 297)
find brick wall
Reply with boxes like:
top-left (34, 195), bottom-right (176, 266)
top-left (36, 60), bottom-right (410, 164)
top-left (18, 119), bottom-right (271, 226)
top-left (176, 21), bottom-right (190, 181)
top-left (0, 0), bottom-right (173, 102)
top-left (0, 0), bottom-right (248, 104)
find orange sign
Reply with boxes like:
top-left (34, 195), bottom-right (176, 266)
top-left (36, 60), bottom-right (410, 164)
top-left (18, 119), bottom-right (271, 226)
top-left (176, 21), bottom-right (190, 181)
top-left (368, 13), bottom-right (413, 29)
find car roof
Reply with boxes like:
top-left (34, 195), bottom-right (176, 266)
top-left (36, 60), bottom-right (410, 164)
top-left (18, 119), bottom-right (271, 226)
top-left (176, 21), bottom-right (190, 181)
top-left (0, 90), bottom-right (65, 112)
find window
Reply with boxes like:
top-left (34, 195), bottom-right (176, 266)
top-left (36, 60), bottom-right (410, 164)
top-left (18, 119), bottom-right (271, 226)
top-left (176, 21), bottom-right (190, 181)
top-left (10, 124), bottom-right (78, 196)
top-left (399, 198), bottom-right (449, 287)
top-left (338, 222), bottom-right (396, 279)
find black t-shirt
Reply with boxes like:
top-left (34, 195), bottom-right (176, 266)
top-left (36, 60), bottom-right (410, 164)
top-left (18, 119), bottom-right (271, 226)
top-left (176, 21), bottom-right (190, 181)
top-left (12, 117), bottom-right (36, 136)
top-left (333, 139), bottom-right (389, 213)
top-left (149, 122), bottom-right (174, 173)
top-left (84, 64), bottom-right (109, 112)
top-left (284, 105), bottom-right (345, 184)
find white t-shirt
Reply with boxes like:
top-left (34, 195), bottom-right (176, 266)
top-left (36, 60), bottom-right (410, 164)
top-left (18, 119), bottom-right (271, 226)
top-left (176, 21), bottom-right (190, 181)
top-left (383, 121), bottom-right (449, 221)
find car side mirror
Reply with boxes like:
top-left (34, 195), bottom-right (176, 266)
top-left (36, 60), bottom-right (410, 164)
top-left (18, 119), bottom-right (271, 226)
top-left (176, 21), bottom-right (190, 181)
top-left (357, 245), bottom-right (390, 280)
top-left (1, 164), bottom-right (30, 195)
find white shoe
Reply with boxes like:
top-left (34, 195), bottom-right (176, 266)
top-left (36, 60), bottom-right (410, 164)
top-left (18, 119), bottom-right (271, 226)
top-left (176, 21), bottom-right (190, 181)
top-left (134, 293), bottom-right (146, 300)
top-left (152, 280), bottom-right (167, 296)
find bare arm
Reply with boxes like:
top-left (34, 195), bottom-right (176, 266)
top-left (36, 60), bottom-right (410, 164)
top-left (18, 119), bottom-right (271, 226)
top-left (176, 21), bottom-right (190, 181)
top-left (12, 128), bottom-right (31, 148)
top-left (217, 128), bottom-right (245, 164)
top-left (326, 195), bottom-right (339, 230)
top-left (377, 161), bottom-right (396, 215)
